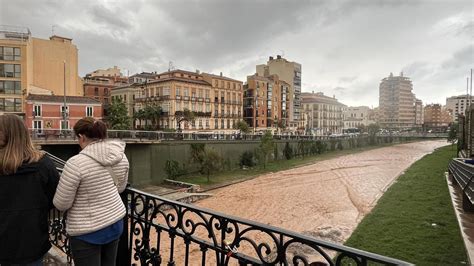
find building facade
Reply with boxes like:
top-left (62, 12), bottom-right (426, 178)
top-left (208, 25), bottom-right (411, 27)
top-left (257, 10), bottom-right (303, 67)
top-left (25, 94), bottom-right (102, 131)
top-left (111, 83), bottom-right (141, 118)
top-left (343, 106), bottom-right (375, 129)
top-left (378, 72), bottom-right (421, 129)
top-left (423, 104), bottom-right (453, 131)
top-left (446, 95), bottom-right (474, 122)
top-left (0, 26), bottom-right (83, 116)
top-left (302, 92), bottom-right (345, 135)
top-left (256, 55), bottom-right (302, 127)
top-left (243, 73), bottom-right (290, 132)
top-left (134, 70), bottom-right (243, 132)
top-left (87, 66), bottom-right (122, 78)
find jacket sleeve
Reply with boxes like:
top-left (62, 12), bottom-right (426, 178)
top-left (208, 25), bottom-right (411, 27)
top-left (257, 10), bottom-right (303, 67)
top-left (53, 157), bottom-right (81, 211)
top-left (43, 157), bottom-right (60, 209)
top-left (116, 154), bottom-right (129, 193)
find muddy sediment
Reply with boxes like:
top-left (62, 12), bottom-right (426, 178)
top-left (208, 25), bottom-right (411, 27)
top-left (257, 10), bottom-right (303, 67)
top-left (139, 140), bottom-right (447, 265)
top-left (196, 140), bottom-right (448, 244)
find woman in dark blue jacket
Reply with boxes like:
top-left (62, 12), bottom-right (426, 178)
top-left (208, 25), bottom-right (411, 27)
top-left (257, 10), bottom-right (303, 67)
top-left (0, 114), bottom-right (60, 265)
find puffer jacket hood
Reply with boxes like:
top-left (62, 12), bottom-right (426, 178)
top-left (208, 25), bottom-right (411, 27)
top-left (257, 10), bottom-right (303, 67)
top-left (80, 140), bottom-right (126, 166)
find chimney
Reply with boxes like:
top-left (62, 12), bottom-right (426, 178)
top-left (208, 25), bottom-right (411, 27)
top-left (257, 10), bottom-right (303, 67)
top-left (220, 72), bottom-right (223, 77)
top-left (277, 55), bottom-right (281, 59)
top-left (269, 56), bottom-right (274, 60)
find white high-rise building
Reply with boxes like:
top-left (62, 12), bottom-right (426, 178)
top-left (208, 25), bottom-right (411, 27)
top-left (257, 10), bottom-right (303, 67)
top-left (446, 95), bottom-right (474, 122)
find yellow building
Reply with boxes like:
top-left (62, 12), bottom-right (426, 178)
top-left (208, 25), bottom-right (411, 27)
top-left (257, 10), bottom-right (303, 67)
top-left (256, 55), bottom-right (302, 127)
top-left (0, 26), bottom-right (83, 116)
top-left (134, 69), bottom-right (243, 132)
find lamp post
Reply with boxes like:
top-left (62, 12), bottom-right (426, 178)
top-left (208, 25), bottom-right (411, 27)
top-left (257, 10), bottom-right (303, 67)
top-left (62, 60), bottom-right (67, 131)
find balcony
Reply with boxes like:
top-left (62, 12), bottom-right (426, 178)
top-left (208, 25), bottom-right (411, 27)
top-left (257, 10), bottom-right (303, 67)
top-left (45, 153), bottom-right (409, 266)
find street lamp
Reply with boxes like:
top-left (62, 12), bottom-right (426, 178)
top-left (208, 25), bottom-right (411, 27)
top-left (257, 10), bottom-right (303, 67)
top-left (62, 60), bottom-right (67, 131)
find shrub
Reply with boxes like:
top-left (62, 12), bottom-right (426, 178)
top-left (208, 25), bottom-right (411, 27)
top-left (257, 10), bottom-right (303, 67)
top-left (164, 160), bottom-right (184, 180)
top-left (315, 140), bottom-right (326, 154)
top-left (283, 142), bottom-right (293, 160)
top-left (337, 141), bottom-right (344, 150)
top-left (240, 150), bottom-right (256, 167)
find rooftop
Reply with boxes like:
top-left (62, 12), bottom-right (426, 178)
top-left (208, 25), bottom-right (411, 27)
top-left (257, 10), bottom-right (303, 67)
top-left (26, 94), bottom-right (101, 104)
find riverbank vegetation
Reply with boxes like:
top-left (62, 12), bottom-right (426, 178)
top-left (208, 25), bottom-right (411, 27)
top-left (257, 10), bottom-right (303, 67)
top-left (345, 145), bottom-right (467, 265)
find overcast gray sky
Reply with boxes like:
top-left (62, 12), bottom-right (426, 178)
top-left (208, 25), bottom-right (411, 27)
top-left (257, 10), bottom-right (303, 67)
top-left (1, 0), bottom-right (472, 107)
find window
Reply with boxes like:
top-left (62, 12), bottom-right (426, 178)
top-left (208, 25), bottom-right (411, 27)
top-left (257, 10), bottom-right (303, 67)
top-left (184, 88), bottom-right (189, 97)
top-left (205, 90), bottom-right (210, 98)
top-left (61, 106), bottom-right (69, 116)
top-left (0, 81), bottom-right (21, 94)
top-left (0, 64), bottom-right (21, 78)
top-left (34, 105), bottom-right (42, 116)
top-left (176, 87), bottom-right (181, 96)
top-left (0, 47), bottom-right (21, 61)
top-left (94, 87), bottom-right (99, 96)
top-left (86, 106), bottom-right (93, 117)
top-left (61, 120), bottom-right (69, 130)
top-left (33, 120), bottom-right (43, 133)
top-left (163, 87), bottom-right (170, 96)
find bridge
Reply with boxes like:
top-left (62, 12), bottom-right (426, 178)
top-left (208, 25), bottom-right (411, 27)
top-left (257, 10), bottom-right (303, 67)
top-left (30, 129), bottom-right (448, 145)
top-left (46, 152), bottom-right (411, 265)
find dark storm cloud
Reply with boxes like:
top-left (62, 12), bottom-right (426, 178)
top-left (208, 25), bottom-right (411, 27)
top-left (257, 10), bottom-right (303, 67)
top-left (0, 0), bottom-right (471, 106)
top-left (90, 4), bottom-right (132, 30)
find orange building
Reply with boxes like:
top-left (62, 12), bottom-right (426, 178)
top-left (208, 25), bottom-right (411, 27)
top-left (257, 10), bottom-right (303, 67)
top-left (25, 94), bottom-right (102, 132)
top-left (135, 69), bottom-right (243, 132)
top-left (423, 104), bottom-right (453, 131)
top-left (243, 73), bottom-right (290, 132)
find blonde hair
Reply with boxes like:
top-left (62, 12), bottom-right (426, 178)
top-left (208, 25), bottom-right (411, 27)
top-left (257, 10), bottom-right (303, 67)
top-left (0, 114), bottom-right (43, 175)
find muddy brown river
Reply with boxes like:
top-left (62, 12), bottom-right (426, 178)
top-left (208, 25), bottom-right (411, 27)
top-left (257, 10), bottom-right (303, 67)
top-left (140, 140), bottom-right (448, 265)
top-left (196, 140), bottom-right (448, 244)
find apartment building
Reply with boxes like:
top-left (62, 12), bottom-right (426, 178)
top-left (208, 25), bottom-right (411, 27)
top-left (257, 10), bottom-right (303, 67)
top-left (302, 92), bottom-right (345, 135)
top-left (243, 73), bottom-right (290, 132)
top-left (128, 72), bottom-right (159, 84)
top-left (110, 83), bottom-right (141, 118)
top-left (446, 95), bottom-right (474, 122)
top-left (343, 106), bottom-right (375, 129)
top-left (378, 72), bottom-right (421, 129)
top-left (423, 104), bottom-right (453, 131)
top-left (256, 55), bottom-right (302, 127)
top-left (0, 25), bottom-right (83, 116)
top-left (87, 66), bottom-right (122, 78)
top-left (25, 94), bottom-right (102, 131)
top-left (134, 69), bottom-right (243, 132)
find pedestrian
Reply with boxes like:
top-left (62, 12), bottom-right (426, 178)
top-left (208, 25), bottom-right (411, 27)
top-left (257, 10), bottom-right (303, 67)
top-left (53, 117), bottom-right (129, 266)
top-left (0, 114), bottom-right (60, 265)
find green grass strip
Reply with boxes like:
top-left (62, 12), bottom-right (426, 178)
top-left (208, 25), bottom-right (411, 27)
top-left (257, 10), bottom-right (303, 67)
top-left (344, 145), bottom-right (467, 265)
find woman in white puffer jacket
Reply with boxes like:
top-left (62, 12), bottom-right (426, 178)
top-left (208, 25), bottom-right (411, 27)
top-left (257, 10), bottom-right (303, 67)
top-left (53, 117), bottom-right (129, 266)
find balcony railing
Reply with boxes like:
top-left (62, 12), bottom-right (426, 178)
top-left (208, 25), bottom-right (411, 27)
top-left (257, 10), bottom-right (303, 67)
top-left (46, 153), bottom-right (410, 265)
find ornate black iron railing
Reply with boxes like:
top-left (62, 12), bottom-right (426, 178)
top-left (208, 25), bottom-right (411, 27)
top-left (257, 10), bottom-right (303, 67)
top-left (46, 152), bottom-right (411, 265)
top-left (448, 158), bottom-right (474, 211)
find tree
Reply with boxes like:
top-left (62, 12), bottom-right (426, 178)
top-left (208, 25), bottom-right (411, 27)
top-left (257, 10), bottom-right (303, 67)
top-left (108, 98), bottom-right (131, 130)
top-left (257, 131), bottom-right (274, 169)
top-left (200, 148), bottom-right (222, 182)
top-left (190, 143), bottom-right (222, 182)
top-left (357, 124), bottom-right (367, 133)
top-left (175, 108), bottom-right (195, 132)
top-left (367, 123), bottom-right (380, 145)
top-left (143, 104), bottom-right (162, 130)
top-left (234, 120), bottom-right (250, 134)
top-left (133, 109), bottom-right (146, 129)
top-left (277, 119), bottom-right (287, 134)
top-left (447, 123), bottom-right (458, 149)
